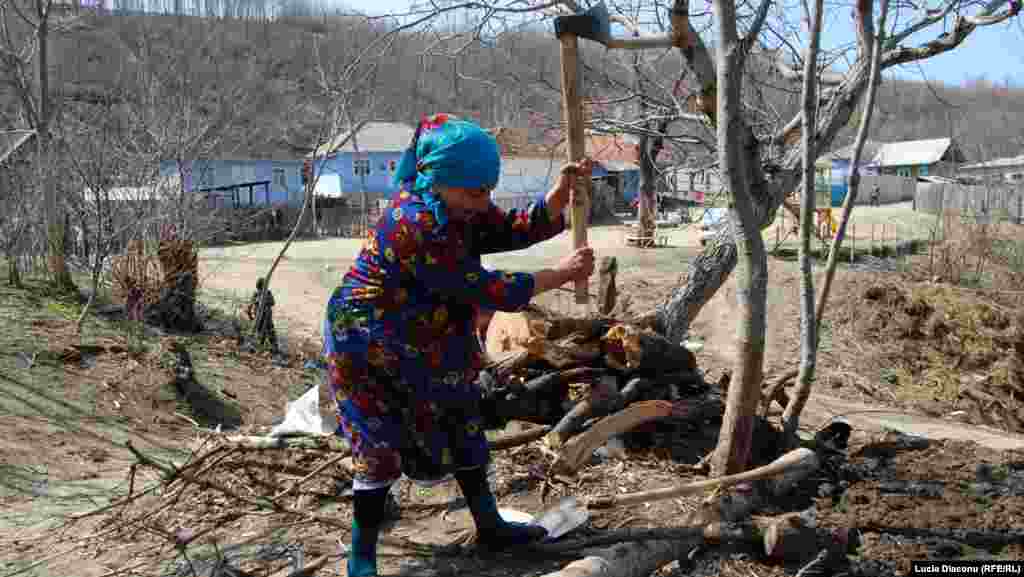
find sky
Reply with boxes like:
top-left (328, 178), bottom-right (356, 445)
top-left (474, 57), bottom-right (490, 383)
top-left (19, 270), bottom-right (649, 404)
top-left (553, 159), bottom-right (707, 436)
top-left (342, 0), bottom-right (1023, 87)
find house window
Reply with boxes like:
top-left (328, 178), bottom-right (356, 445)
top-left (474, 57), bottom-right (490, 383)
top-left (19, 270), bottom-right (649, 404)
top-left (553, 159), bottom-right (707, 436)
top-left (919, 165), bottom-right (929, 176)
top-left (353, 157), bottom-right (371, 177)
top-left (273, 168), bottom-right (287, 191)
top-left (232, 164), bottom-right (258, 184)
top-left (196, 164), bottom-right (215, 189)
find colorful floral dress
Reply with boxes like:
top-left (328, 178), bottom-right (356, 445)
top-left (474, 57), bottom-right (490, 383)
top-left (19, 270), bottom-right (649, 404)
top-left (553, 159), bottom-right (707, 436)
top-left (323, 188), bottom-right (565, 489)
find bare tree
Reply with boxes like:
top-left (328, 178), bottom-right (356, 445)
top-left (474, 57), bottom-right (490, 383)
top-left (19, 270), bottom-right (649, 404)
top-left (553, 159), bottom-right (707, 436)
top-left (781, 0), bottom-right (825, 441)
top-left (249, 12), bottom-right (408, 347)
top-left (656, 0), bottom-right (1021, 348)
top-left (782, 0), bottom-right (893, 437)
top-left (60, 93), bottom-right (151, 329)
top-left (661, 0), bottom-right (1018, 473)
top-left (0, 0), bottom-right (80, 289)
top-left (0, 131), bottom-right (39, 287)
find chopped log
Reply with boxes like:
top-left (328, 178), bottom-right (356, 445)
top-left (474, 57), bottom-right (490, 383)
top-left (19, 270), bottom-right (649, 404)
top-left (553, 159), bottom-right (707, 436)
top-left (485, 305), bottom-right (615, 359)
top-left (618, 377), bottom-right (652, 402)
top-left (525, 367), bottom-right (606, 393)
top-left (537, 333), bottom-right (604, 368)
top-left (587, 448), bottom-right (818, 509)
top-left (551, 400), bottom-right (674, 474)
top-left (598, 256), bottom-right (618, 316)
top-left (547, 375), bottom-right (620, 447)
top-left (602, 324), bottom-right (697, 373)
top-left (755, 512), bottom-right (818, 563)
top-left (489, 424), bottom-right (552, 450)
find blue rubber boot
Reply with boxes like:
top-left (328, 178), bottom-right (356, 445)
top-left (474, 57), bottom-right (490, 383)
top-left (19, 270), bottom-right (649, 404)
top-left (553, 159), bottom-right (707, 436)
top-left (455, 467), bottom-right (547, 548)
top-left (347, 486), bottom-right (390, 576)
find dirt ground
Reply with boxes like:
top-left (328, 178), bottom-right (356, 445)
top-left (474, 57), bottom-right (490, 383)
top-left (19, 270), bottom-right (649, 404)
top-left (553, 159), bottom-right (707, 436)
top-left (3, 205), bottom-right (1024, 576)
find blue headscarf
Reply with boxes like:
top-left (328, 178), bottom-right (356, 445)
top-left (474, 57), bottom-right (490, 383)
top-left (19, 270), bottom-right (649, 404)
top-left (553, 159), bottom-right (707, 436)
top-left (392, 114), bottom-right (501, 226)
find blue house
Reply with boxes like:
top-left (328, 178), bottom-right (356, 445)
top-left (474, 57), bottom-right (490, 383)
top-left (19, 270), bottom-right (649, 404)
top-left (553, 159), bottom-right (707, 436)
top-left (158, 158), bottom-right (306, 208)
top-left (309, 122), bottom-right (416, 200)
top-left (309, 122), bottom-right (642, 218)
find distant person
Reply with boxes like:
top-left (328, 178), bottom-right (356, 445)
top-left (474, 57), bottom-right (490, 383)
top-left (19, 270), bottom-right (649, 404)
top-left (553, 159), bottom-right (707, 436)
top-left (870, 185), bottom-right (880, 207)
top-left (246, 277), bottom-right (278, 353)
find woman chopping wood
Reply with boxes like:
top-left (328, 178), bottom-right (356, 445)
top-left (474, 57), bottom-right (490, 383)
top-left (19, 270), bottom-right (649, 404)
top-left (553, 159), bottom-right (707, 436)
top-left (322, 113), bottom-right (594, 577)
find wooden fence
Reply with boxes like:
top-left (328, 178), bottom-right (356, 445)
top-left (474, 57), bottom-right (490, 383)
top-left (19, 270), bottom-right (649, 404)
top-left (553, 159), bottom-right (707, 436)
top-left (916, 181), bottom-right (1024, 223)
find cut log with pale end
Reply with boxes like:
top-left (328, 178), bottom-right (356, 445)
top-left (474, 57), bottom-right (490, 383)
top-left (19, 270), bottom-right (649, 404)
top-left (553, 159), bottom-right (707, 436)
top-left (587, 448), bottom-right (818, 509)
top-left (602, 324), bottom-right (697, 373)
top-left (485, 306), bottom-right (614, 368)
top-left (486, 310), bottom-right (534, 358)
top-left (551, 400), bottom-right (674, 474)
top-left (546, 375), bottom-right (620, 448)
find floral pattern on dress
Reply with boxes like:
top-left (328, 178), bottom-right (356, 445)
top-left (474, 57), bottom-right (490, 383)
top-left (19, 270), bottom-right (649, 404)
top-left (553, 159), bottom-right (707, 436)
top-left (323, 188), bottom-right (565, 487)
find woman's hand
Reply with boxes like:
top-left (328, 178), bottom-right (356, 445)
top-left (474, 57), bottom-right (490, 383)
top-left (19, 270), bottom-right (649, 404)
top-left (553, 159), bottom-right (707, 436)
top-left (556, 246), bottom-right (595, 284)
top-left (546, 157), bottom-right (595, 221)
top-left (531, 247), bottom-right (595, 296)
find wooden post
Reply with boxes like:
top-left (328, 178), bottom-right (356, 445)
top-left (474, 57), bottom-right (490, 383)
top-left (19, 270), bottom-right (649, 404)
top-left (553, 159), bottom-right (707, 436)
top-left (850, 223), bottom-right (855, 264)
top-left (597, 256), bottom-right (618, 316)
top-left (929, 229), bottom-right (935, 278)
top-left (559, 33), bottom-right (590, 305)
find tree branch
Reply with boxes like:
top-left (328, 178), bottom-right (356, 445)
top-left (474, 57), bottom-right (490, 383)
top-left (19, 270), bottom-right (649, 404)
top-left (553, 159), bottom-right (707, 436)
top-left (741, 0), bottom-right (773, 58)
top-left (883, 0), bottom-right (1019, 66)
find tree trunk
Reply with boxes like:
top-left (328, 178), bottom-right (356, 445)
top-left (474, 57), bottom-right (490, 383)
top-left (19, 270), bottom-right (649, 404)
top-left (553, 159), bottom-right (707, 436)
top-left (783, 0), bottom-right (825, 440)
top-left (638, 135), bottom-right (656, 245)
top-left (658, 48), bottom-right (883, 345)
top-left (814, 0), bottom-right (890, 338)
top-left (35, 3), bottom-right (73, 292)
top-left (7, 255), bottom-right (20, 288)
top-left (659, 225), bottom-right (738, 343)
top-left (707, 20), bottom-right (769, 476)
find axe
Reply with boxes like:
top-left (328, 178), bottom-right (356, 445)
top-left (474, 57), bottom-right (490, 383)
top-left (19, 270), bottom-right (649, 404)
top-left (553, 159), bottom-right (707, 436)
top-left (553, 2), bottom-right (691, 304)
top-left (531, 448), bottom-right (818, 541)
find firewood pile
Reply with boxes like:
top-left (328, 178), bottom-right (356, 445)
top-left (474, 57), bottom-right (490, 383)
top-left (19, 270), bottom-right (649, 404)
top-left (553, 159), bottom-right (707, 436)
top-left (110, 239), bottom-right (163, 306)
top-left (476, 302), bottom-right (725, 475)
top-left (110, 239), bottom-right (200, 308)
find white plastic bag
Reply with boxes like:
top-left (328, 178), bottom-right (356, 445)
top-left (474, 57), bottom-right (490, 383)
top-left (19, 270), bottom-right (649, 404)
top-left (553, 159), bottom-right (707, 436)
top-left (270, 385), bottom-right (334, 436)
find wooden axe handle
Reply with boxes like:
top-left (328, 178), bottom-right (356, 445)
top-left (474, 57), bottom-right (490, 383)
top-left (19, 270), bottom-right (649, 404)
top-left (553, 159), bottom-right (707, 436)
top-left (558, 33), bottom-right (589, 305)
top-left (587, 448), bottom-right (817, 509)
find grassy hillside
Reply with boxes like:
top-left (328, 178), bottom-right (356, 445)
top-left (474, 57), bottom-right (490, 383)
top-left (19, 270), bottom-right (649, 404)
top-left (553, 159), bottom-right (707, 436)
top-left (2, 8), bottom-right (1021, 163)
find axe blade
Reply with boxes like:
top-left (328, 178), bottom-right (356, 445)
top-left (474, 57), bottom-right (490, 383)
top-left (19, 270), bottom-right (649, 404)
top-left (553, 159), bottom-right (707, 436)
top-left (554, 1), bottom-right (612, 46)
